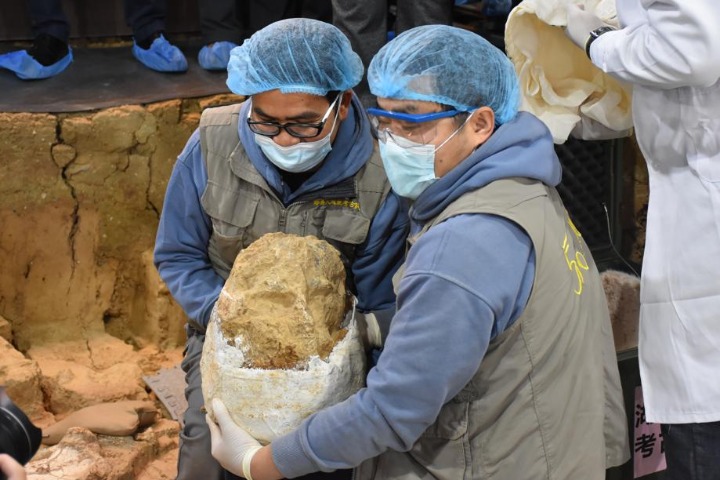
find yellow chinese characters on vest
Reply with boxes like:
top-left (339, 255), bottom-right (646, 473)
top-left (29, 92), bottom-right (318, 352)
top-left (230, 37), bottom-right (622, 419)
top-left (562, 216), bottom-right (589, 295)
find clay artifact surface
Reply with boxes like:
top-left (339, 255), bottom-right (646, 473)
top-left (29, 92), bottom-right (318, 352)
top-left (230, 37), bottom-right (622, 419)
top-left (215, 232), bottom-right (349, 369)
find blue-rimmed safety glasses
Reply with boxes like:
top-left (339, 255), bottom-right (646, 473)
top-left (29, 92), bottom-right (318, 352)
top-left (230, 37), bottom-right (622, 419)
top-left (367, 107), bottom-right (466, 146)
top-left (247, 93), bottom-right (342, 139)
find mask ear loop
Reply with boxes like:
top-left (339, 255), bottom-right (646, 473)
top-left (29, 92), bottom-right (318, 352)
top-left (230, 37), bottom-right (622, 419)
top-left (327, 96), bottom-right (342, 135)
top-left (246, 98), bottom-right (253, 121)
top-left (434, 110), bottom-right (476, 153)
top-left (302, 92), bottom-right (343, 141)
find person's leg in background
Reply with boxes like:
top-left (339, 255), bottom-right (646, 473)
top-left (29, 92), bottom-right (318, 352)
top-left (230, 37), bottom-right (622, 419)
top-left (266, 1), bottom-right (332, 26)
top-left (661, 422), bottom-right (720, 480)
top-left (27, 0), bottom-right (69, 46)
top-left (177, 333), bottom-right (224, 480)
top-left (237, 1), bottom-right (334, 51)
top-left (296, 0), bottom-right (333, 22)
top-left (197, 0), bottom-right (241, 71)
top-left (331, 0), bottom-right (386, 108)
top-left (0, 0), bottom-right (73, 79)
top-left (240, 0), bottom-right (288, 37)
top-left (394, 0), bottom-right (454, 35)
top-left (124, 0), bottom-right (187, 72)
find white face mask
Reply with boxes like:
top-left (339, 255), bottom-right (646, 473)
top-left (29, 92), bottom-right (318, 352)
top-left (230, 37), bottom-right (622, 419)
top-left (254, 106), bottom-right (340, 173)
top-left (379, 136), bottom-right (437, 200)
top-left (379, 117), bottom-right (469, 200)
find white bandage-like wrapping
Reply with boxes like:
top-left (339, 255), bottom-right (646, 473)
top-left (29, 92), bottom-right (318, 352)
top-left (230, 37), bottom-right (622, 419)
top-left (201, 306), bottom-right (367, 444)
top-left (505, 0), bottom-right (633, 143)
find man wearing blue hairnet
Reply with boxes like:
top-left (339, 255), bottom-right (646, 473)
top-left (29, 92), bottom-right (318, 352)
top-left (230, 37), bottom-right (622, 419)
top-left (204, 24), bottom-right (630, 480)
top-left (153, 18), bottom-right (408, 480)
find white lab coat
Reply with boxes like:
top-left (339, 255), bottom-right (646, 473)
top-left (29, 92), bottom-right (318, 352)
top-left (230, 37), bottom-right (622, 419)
top-left (591, 0), bottom-right (720, 424)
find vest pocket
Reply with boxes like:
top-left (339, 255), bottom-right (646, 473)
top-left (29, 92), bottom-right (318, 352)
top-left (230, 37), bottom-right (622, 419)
top-left (409, 402), bottom-right (470, 476)
top-left (321, 208), bottom-right (371, 245)
top-left (202, 183), bottom-right (261, 233)
top-left (202, 185), bottom-right (261, 276)
top-left (419, 401), bottom-right (469, 440)
top-left (208, 230), bottom-right (245, 278)
top-left (207, 199), bottom-right (259, 264)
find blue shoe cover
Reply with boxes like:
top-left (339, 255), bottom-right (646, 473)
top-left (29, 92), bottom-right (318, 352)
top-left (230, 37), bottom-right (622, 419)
top-left (132, 34), bottom-right (187, 72)
top-left (198, 41), bottom-right (238, 70)
top-left (0, 48), bottom-right (72, 80)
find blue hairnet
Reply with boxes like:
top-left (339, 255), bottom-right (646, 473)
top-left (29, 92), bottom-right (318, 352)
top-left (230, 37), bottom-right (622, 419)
top-left (368, 25), bottom-right (520, 125)
top-left (227, 18), bottom-right (364, 96)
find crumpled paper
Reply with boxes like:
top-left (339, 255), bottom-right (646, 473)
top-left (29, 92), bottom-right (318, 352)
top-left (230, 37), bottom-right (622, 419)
top-left (505, 0), bottom-right (633, 143)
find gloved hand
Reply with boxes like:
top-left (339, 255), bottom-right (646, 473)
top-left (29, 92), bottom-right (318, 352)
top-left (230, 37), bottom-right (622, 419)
top-left (564, 4), bottom-right (607, 50)
top-left (206, 398), bottom-right (262, 479)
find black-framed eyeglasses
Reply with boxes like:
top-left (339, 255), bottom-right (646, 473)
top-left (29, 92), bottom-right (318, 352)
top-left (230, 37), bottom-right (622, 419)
top-left (247, 93), bottom-right (342, 139)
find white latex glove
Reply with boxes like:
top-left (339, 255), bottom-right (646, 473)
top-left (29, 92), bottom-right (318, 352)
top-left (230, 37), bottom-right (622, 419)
top-left (206, 398), bottom-right (262, 479)
top-left (565, 4), bottom-right (607, 49)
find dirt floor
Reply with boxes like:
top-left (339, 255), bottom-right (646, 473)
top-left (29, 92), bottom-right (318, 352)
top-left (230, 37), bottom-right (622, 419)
top-left (1, 323), bottom-right (185, 478)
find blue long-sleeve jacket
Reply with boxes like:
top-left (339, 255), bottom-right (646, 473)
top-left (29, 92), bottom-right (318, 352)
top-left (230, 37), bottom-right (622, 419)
top-left (272, 112), bottom-right (564, 477)
top-left (154, 97), bottom-right (409, 328)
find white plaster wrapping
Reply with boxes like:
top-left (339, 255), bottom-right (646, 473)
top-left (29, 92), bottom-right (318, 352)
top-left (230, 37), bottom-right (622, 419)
top-left (505, 0), bottom-right (633, 143)
top-left (201, 306), bottom-right (367, 444)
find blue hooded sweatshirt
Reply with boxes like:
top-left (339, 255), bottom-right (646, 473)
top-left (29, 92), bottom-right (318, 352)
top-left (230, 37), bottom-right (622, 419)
top-left (153, 95), bottom-right (409, 328)
top-left (272, 112), bottom-right (563, 477)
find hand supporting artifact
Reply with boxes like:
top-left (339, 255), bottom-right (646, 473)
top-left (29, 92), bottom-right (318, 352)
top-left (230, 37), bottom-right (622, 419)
top-left (564, 4), bottom-right (607, 50)
top-left (206, 398), bottom-right (262, 479)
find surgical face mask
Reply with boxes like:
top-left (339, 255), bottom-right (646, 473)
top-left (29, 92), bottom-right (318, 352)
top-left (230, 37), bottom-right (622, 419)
top-left (379, 116), bottom-right (470, 200)
top-left (253, 105), bottom-right (340, 173)
top-left (379, 136), bottom-right (438, 200)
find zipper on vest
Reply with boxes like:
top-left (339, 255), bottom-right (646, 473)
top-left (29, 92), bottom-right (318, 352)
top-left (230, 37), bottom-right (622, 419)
top-left (278, 208), bottom-right (288, 231)
top-left (279, 200), bottom-right (315, 234)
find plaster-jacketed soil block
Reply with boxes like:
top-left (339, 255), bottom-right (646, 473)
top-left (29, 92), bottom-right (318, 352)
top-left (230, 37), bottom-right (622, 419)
top-left (201, 232), bottom-right (366, 443)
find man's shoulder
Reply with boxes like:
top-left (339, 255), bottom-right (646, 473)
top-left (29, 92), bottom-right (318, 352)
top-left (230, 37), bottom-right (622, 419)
top-left (200, 102), bottom-right (247, 128)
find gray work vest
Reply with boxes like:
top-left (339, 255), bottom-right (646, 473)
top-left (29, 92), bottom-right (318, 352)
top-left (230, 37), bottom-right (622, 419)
top-left (355, 178), bottom-right (629, 480)
top-left (196, 103), bottom-right (390, 331)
